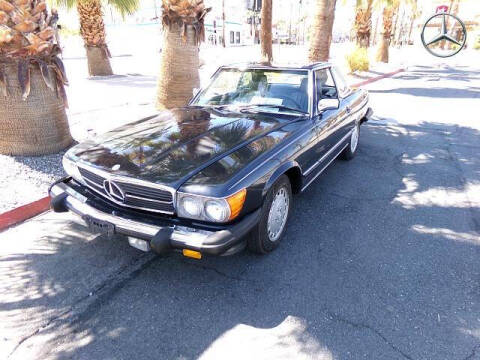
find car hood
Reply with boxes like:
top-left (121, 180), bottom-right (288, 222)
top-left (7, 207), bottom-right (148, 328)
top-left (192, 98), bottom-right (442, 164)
top-left (70, 107), bottom-right (302, 188)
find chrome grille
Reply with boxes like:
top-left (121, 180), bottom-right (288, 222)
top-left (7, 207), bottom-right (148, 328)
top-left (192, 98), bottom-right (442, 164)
top-left (78, 166), bottom-right (175, 214)
top-left (115, 182), bottom-right (172, 202)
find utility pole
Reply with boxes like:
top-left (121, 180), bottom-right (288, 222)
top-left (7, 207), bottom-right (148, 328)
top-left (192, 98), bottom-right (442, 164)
top-left (222, 0), bottom-right (226, 47)
top-left (288, 0), bottom-right (293, 44)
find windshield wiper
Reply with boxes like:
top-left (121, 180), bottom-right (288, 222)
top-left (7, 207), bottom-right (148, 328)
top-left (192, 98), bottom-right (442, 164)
top-left (238, 104), bottom-right (308, 115)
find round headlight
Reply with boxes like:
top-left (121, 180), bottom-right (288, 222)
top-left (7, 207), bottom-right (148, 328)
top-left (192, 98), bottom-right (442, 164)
top-left (204, 199), bottom-right (229, 222)
top-left (180, 196), bottom-right (203, 217)
top-left (62, 156), bottom-right (84, 184)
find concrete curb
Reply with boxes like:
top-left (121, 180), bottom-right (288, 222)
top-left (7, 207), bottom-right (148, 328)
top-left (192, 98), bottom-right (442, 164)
top-left (351, 68), bottom-right (405, 88)
top-left (0, 196), bottom-right (51, 232)
top-left (0, 67), bottom-right (405, 232)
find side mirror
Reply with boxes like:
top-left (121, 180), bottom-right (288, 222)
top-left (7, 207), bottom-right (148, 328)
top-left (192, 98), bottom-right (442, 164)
top-left (317, 98), bottom-right (339, 113)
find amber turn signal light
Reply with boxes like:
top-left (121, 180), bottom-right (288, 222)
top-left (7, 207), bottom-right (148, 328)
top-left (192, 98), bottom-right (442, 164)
top-left (226, 188), bottom-right (247, 221)
top-left (183, 249), bottom-right (202, 259)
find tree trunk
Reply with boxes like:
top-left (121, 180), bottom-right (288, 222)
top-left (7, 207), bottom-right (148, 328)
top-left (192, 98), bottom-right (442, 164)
top-left (354, 0), bottom-right (373, 48)
top-left (391, 6), bottom-right (400, 46)
top-left (260, 0), bottom-right (273, 63)
top-left (372, 13), bottom-right (380, 46)
top-left (86, 46), bottom-right (113, 76)
top-left (77, 0), bottom-right (113, 76)
top-left (376, 6), bottom-right (394, 63)
top-left (309, 0), bottom-right (337, 62)
top-left (407, 15), bottom-right (415, 45)
top-left (448, 0), bottom-right (460, 50)
top-left (156, 24), bottom-right (200, 110)
top-left (441, 0), bottom-right (456, 49)
top-left (394, 8), bottom-right (406, 46)
top-left (0, 63), bottom-right (72, 155)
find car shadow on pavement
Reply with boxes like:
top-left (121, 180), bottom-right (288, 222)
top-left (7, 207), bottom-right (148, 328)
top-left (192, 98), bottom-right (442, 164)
top-left (2, 122), bottom-right (480, 359)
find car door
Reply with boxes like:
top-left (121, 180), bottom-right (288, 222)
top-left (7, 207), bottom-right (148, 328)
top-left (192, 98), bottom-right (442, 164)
top-left (302, 68), bottom-right (343, 182)
top-left (331, 66), bottom-right (355, 141)
top-left (314, 67), bottom-right (345, 152)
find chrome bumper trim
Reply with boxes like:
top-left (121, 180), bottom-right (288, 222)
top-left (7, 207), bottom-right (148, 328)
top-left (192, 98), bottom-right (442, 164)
top-left (50, 183), bottom-right (212, 247)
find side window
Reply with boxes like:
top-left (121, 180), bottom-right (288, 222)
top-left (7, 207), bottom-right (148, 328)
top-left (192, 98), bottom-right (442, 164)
top-left (230, 31), bottom-right (235, 44)
top-left (331, 67), bottom-right (350, 98)
top-left (315, 68), bottom-right (338, 100)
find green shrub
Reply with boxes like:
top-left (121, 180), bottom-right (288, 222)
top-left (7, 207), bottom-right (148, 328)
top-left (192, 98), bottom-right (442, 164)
top-left (474, 35), bottom-right (480, 50)
top-left (346, 47), bottom-right (370, 73)
top-left (58, 25), bottom-right (80, 38)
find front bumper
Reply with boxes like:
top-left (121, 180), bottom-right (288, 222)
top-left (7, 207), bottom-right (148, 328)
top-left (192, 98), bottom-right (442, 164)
top-left (49, 179), bottom-right (260, 256)
top-left (360, 107), bottom-right (373, 124)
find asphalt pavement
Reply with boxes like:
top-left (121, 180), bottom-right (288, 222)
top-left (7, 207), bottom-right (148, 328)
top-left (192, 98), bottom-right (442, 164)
top-left (1, 63), bottom-right (479, 360)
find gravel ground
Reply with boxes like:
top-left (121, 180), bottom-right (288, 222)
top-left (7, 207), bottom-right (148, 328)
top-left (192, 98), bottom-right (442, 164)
top-left (0, 152), bottom-right (67, 213)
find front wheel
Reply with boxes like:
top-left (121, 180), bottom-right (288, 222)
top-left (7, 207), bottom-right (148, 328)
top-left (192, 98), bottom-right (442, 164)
top-left (248, 175), bottom-right (292, 254)
top-left (341, 122), bottom-right (360, 160)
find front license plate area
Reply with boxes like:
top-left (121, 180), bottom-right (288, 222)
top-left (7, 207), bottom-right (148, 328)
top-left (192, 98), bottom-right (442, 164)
top-left (83, 215), bottom-right (115, 237)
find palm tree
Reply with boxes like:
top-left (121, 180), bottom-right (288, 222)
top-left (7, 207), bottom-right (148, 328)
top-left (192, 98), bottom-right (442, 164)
top-left (406, 0), bottom-right (419, 45)
top-left (0, 0), bottom-right (72, 155)
top-left (309, 0), bottom-right (337, 62)
top-left (375, 0), bottom-right (418, 61)
top-left (443, 0), bottom-right (462, 50)
top-left (375, 0), bottom-right (397, 62)
top-left (260, 0), bottom-right (273, 63)
top-left (353, 0), bottom-right (374, 48)
top-left (156, 0), bottom-right (210, 110)
top-left (56, 0), bottom-right (139, 76)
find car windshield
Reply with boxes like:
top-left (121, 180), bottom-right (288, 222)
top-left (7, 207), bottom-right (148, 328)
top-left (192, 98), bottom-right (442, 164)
top-left (193, 68), bottom-right (310, 114)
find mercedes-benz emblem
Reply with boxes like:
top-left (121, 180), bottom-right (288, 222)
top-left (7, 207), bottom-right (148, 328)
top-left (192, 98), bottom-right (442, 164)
top-left (103, 180), bottom-right (125, 202)
top-left (421, 13), bottom-right (467, 58)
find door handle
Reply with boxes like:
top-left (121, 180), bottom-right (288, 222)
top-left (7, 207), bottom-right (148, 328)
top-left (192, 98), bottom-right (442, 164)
top-left (346, 106), bottom-right (351, 114)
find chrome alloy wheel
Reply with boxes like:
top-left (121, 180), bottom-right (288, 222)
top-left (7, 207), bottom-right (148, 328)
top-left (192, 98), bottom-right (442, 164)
top-left (350, 124), bottom-right (359, 153)
top-left (267, 186), bottom-right (290, 242)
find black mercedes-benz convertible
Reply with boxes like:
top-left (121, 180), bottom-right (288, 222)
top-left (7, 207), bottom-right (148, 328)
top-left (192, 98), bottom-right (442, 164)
top-left (50, 62), bottom-right (372, 258)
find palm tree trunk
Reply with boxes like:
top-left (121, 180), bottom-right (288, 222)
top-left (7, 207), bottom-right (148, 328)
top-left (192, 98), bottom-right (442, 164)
top-left (394, 8), bottom-right (406, 46)
top-left (376, 6), bottom-right (394, 63)
top-left (354, 0), bottom-right (373, 48)
top-left (406, 0), bottom-right (418, 45)
top-left (407, 15), bottom-right (415, 45)
top-left (156, 24), bottom-right (200, 110)
top-left (260, 0), bottom-right (273, 63)
top-left (391, 5), bottom-right (400, 47)
top-left (308, 0), bottom-right (337, 62)
top-left (372, 13), bottom-right (380, 46)
top-left (441, 0), bottom-right (456, 49)
top-left (77, 0), bottom-right (113, 76)
top-left (0, 63), bottom-right (72, 155)
top-left (448, 0), bottom-right (461, 49)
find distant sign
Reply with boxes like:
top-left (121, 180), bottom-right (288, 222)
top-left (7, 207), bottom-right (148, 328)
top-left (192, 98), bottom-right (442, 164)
top-left (436, 5), bottom-right (449, 13)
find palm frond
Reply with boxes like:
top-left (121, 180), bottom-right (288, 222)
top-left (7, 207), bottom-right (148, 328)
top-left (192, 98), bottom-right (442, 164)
top-left (54, 0), bottom-right (139, 17)
top-left (107, 0), bottom-right (139, 17)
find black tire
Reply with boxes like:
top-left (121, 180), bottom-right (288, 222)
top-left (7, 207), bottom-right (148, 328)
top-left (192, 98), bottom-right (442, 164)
top-left (248, 175), bottom-right (292, 254)
top-left (341, 122), bottom-right (360, 161)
